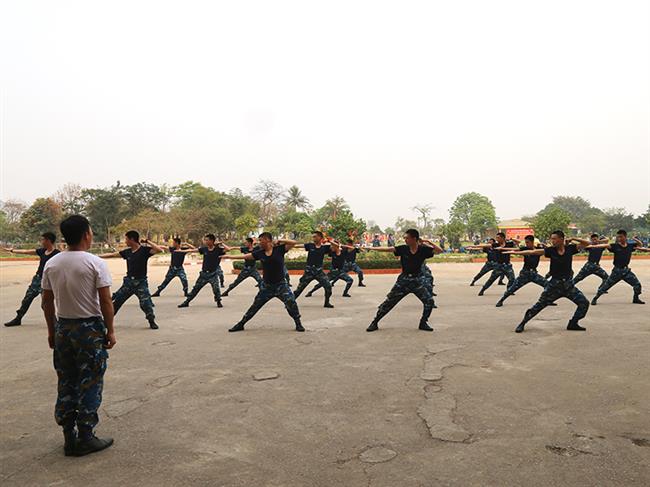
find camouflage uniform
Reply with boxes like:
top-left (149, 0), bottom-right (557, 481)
top-left (343, 261), bottom-right (365, 283)
top-left (479, 263), bottom-right (515, 293)
top-left (284, 266), bottom-right (291, 286)
top-left (572, 262), bottom-right (608, 285)
top-left (518, 278), bottom-right (589, 327)
top-left (471, 261), bottom-right (497, 284)
top-left (53, 317), bottom-right (108, 437)
top-left (156, 267), bottom-right (189, 295)
top-left (224, 265), bottom-right (263, 294)
top-left (112, 277), bottom-right (155, 319)
top-left (234, 281), bottom-right (301, 327)
top-left (308, 267), bottom-right (353, 296)
top-left (595, 266), bottom-right (642, 298)
top-left (293, 265), bottom-right (332, 299)
top-left (15, 274), bottom-right (43, 318)
top-left (371, 273), bottom-right (435, 326)
top-left (216, 266), bottom-right (225, 287)
top-left (184, 270), bottom-right (222, 304)
top-left (421, 263), bottom-right (434, 293)
top-left (497, 268), bottom-right (547, 304)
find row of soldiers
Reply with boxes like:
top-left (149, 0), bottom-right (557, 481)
top-left (4, 215), bottom-right (647, 457)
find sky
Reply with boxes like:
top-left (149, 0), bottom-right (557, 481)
top-left (1, 0), bottom-right (649, 228)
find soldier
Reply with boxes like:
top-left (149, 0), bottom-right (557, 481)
top-left (590, 230), bottom-right (650, 305)
top-left (475, 233), bottom-right (518, 296)
top-left (221, 237), bottom-right (263, 297)
top-left (505, 231), bottom-right (590, 333)
top-left (221, 233), bottom-right (304, 332)
top-left (293, 231), bottom-right (335, 308)
top-left (41, 215), bottom-right (115, 456)
top-left (466, 238), bottom-right (504, 287)
top-left (571, 234), bottom-right (610, 287)
top-left (495, 235), bottom-right (555, 307)
top-left (178, 233), bottom-right (231, 309)
top-left (305, 241), bottom-right (354, 298)
top-left (365, 229), bottom-right (443, 332)
top-left (4, 232), bottom-right (61, 327)
top-left (342, 239), bottom-right (366, 287)
top-left (99, 231), bottom-right (163, 329)
top-left (151, 237), bottom-right (195, 297)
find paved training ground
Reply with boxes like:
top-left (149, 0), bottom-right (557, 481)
top-left (1, 259), bottom-right (649, 486)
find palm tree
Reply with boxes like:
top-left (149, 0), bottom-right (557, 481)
top-left (284, 185), bottom-right (312, 212)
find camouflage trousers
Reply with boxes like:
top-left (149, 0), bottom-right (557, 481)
top-left (284, 266), bottom-right (291, 286)
top-left (216, 266), bottom-right (225, 287)
top-left (185, 270), bottom-right (222, 303)
top-left (224, 266), bottom-right (263, 294)
top-left (112, 277), bottom-right (155, 319)
top-left (308, 268), bottom-right (353, 296)
top-left (596, 266), bottom-right (642, 298)
top-left (480, 263), bottom-right (515, 293)
top-left (421, 264), bottom-right (435, 293)
top-left (236, 281), bottom-right (301, 327)
top-left (294, 265), bottom-right (332, 299)
top-left (519, 278), bottom-right (589, 326)
top-left (372, 273), bottom-right (435, 325)
top-left (53, 317), bottom-right (108, 435)
top-left (156, 267), bottom-right (189, 295)
top-left (499, 268), bottom-right (547, 302)
top-left (573, 262), bottom-right (608, 285)
top-left (343, 261), bottom-right (364, 283)
top-left (471, 261), bottom-right (497, 284)
top-left (16, 274), bottom-right (42, 317)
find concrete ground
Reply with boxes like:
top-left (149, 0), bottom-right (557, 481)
top-left (1, 258), bottom-right (649, 487)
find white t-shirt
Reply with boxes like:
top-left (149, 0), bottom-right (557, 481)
top-left (41, 251), bottom-right (112, 319)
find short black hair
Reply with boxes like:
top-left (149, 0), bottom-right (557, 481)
top-left (313, 231), bottom-right (324, 238)
top-left (488, 238), bottom-right (496, 243)
top-left (405, 229), bottom-right (419, 239)
top-left (524, 235), bottom-right (534, 242)
top-left (246, 237), bottom-right (254, 244)
top-left (41, 232), bottom-right (56, 243)
top-left (125, 230), bottom-right (140, 242)
top-left (590, 233), bottom-right (599, 239)
top-left (173, 237), bottom-right (182, 245)
top-left (347, 239), bottom-right (354, 244)
top-left (204, 233), bottom-right (216, 242)
top-left (552, 230), bottom-right (565, 239)
top-left (60, 215), bottom-right (90, 246)
top-left (496, 232), bottom-right (506, 238)
top-left (617, 229), bottom-right (627, 237)
top-left (258, 232), bottom-right (273, 241)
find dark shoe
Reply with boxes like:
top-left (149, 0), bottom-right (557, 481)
top-left (74, 435), bottom-right (114, 457)
top-left (229, 323), bottom-right (245, 332)
top-left (221, 291), bottom-right (229, 297)
top-left (358, 283), bottom-right (366, 287)
top-left (478, 290), bottom-right (484, 296)
top-left (217, 301), bottom-right (223, 308)
top-left (515, 323), bottom-right (526, 333)
top-left (295, 322), bottom-right (305, 332)
top-left (590, 297), bottom-right (598, 306)
top-left (151, 291), bottom-right (161, 297)
top-left (633, 297), bottom-right (645, 304)
top-left (549, 302), bottom-right (558, 306)
top-left (567, 321), bottom-right (586, 331)
top-left (4, 315), bottom-right (22, 327)
top-left (324, 302), bottom-right (334, 308)
top-left (469, 281), bottom-right (475, 287)
top-left (147, 318), bottom-right (159, 330)
top-left (498, 282), bottom-right (506, 286)
top-left (432, 303), bottom-right (438, 309)
top-left (63, 430), bottom-right (77, 457)
top-left (432, 292), bottom-right (437, 297)
top-left (418, 322), bottom-right (433, 331)
top-left (183, 291), bottom-right (189, 297)
top-left (178, 302), bottom-right (189, 308)
top-left (305, 292), bottom-right (313, 298)
top-left (342, 293), bottom-right (352, 298)
top-left (366, 322), bottom-right (379, 332)
top-left (495, 300), bottom-right (504, 308)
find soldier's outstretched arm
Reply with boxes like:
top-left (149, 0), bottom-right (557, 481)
top-left (98, 251), bottom-right (121, 258)
top-left (3, 248), bottom-right (38, 255)
top-left (364, 245), bottom-right (395, 252)
top-left (221, 253), bottom-right (255, 261)
top-left (585, 243), bottom-right (610, 249)
top-left (503, 249), bottom-right (544, 256)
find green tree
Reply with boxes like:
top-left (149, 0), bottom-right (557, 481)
top-left (443, 218), bottom-right (465, 249)
top-left (603, 208), bottom-right (636, 235)
top-left (235, 213), bottom-right (259, 237)
top-left (81, 185), bottom-right (126, 242)
top-left (53, 183), bottom-right (85, 216)
top-left (326, 209), bottom-right (366, 242)
top-left (531, 206), bottom-right (571, 241)
top-left (449, 192), bottom-right (497, 238)
top-left (19, 198), bottom-right (63, 239)
top-left (313, 197), bottom-right (350, 227)
top-left (284, 185), bottom-right (312, 212)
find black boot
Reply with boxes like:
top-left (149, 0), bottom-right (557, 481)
top-left (478, 290), bottom-right (485, 296)
top-left (495, 298), bottom-right (505, 308)
top-left (74, 435), bottom-right (114, 457)
top-left (515, 322), bottom-right (526, 333)
top-left (591, 296), bottom-right (599, 306)
top-left (305, 292), bottom-right (313, 298)
top-left (229, 322), bottom-right (245, 332)
top-left (366, 321), bottom-right (379, 332)
top-left (63, 429), bottom-right (77, 457)
top-left (633, 294), bottom-right (645, 304)
top-left (418, 321), bottom-right (433, 331)
top-left (4, 314), bottom-right (23, 327)
top-left (178, 301), bottom-right (189, 308)
top-left (358, 281), bottom-right (366, 287)
top-left (221, 290), bottom-right (229, 297)
top-left (295, 321), bottom-right (305, 332)
top-left (216, 300), bottom-right (223, 308)
top-left (324, 298), bottom-right (334, 308)
top-left (567, 320), bottom-right (586, 331)
top-left (147, 317), bottom-right (159, 330)
top-left (151, 290), bottom-right (161, 297)
top-left (469, 281), bottom-right (475, 287)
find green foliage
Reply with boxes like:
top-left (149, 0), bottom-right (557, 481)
top-left (531, 206), bottom-right (571, 240)
top-left (235, 213), bottom-right (259, 237)
top-left (602, 207), bottom-right (636, 235)
top-left (19, 198), bottom-right (63, 239)
top-left (443, 218), bottom-right (465, 248)
top-left (449, 192), bottom-right (497, 238)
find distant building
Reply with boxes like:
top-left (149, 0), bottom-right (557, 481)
top-left (497, 219), bottom-right (534, 240)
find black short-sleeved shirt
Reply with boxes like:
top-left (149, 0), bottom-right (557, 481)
top-left (496, 241), bottom-right (516, 264)
top-left (36, 248), bottom-right (61, 276)
top-left (344, 247), bottom-right (361, 263)
top-left (608, 242), bottom-right (638, 268)
top-left (587, 247), bottom-right (605, 264)
top-left (394, 244), bottom-right (435, 275)
top-left (520, 246), bottom-right (541, 270)
top-left (544, 243), bottom-right (579, 280)
top-left (169, 247), bottom-right (187, 268)
top-left (329, 250), bottom-right (346, 270)
top-left (304, 243), bottom-right (331, 267)
top-left (199, 246), bottom-right (225, 272)
top-left (120, 246), bottom-right (153, 278)
top-left (241, 245), bottom-right (259, 267)
top-left (484, 246), bottom-right (498, 263)
top-left (252, 244), bottom-right (287, 284)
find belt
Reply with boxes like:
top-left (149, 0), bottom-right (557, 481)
top-left (125, 276), bottom-right (146, 280)
top-left (58, 316), bottom-right (103, 323)
top-left (402, 272), bottom-right (422, 278)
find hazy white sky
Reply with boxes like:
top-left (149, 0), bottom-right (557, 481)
top-left (1, 0), bottom-right (649, 228)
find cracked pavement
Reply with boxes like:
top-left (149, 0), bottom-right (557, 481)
top-left (1, 259), bottom-right (649, 486)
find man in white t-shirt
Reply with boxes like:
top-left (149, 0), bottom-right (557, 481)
top-left (41, 215), bottom-right (116, 457)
